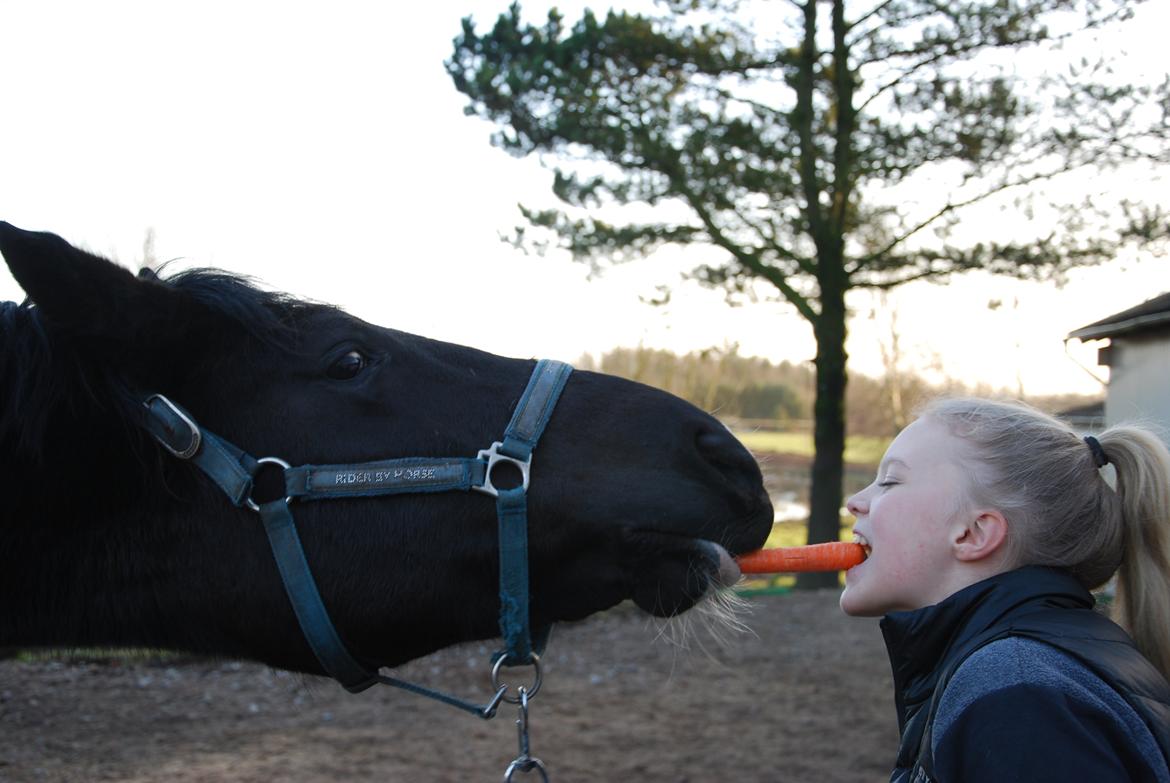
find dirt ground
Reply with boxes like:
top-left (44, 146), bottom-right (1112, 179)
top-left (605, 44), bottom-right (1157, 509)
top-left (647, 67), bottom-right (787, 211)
top-left (0, 589), bottom-right (897, 783)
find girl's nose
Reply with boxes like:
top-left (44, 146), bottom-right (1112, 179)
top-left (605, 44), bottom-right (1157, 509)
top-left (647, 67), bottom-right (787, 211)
top-left (846, 492), bottom-right (866, 516)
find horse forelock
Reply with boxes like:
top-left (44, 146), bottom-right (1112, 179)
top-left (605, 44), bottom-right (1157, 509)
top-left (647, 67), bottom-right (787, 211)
top-left (158, 266), bottom-right (320, 346)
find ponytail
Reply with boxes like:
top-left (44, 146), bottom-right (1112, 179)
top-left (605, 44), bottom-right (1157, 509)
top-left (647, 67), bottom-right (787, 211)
top-left (1099, 427), bottom-right (1170, 681)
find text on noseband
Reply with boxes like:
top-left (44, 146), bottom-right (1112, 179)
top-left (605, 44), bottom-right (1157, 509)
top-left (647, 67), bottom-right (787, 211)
top-left (334, 467), bottom-right (439, 485)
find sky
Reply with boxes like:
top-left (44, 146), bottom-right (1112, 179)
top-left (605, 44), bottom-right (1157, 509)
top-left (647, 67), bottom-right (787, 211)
top-left (1, 1), bottom-right (1167, 398)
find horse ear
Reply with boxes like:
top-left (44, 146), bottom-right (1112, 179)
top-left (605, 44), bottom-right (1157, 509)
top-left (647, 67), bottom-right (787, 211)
top-left (0, 222), bottom-right (197, 352)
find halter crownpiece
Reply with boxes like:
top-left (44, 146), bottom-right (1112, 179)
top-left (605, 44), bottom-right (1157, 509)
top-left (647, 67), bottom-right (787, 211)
top-left (137, 359), bottom-right (573, 716)
top-left (1084, 434), bottom-right (1110, 469)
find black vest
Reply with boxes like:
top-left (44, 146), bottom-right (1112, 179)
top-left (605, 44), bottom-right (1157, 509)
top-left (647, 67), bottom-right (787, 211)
top-left (882, 567), bottom-right (1170, 782)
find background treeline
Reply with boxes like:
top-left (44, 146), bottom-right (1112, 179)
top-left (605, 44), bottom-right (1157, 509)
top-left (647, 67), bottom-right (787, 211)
top-left (577, 345), bottom-right (1100, 438)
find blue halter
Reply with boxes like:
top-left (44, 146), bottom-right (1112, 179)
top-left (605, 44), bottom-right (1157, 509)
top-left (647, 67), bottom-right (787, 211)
top-left (138, 359), bottom-right (573, 718)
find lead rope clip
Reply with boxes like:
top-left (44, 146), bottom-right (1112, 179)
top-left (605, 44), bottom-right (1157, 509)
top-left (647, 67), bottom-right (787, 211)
top-left (502, 687), bottom-right (548, 782)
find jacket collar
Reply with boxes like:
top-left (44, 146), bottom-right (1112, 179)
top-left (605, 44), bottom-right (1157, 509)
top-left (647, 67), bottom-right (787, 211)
top-left (879, 566), bottom-right (1093, 731)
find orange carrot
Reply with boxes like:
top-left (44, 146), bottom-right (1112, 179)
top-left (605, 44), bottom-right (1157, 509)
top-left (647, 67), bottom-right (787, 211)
top-left (736, 542), bottom-right (866, 573)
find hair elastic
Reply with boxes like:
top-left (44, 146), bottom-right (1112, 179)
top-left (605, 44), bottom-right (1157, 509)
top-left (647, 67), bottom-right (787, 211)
top-left (1084, 435), bottom-right (1110, 468)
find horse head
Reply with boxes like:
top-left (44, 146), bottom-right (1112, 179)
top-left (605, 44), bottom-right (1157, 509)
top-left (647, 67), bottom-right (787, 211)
top-left (0, 222), bottom-right (772, 678)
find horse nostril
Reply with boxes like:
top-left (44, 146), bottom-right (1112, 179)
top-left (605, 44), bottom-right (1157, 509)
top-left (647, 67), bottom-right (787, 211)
top-left (695, 426), bottom-right (760, 480)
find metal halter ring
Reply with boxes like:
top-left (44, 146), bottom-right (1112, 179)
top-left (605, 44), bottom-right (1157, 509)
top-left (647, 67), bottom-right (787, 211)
top-left (474, 441), bottom-right (532, 498)
top-left (244, 457), bottom-right (294, 512)
top-left (491, 653), bottom-right (542, 703)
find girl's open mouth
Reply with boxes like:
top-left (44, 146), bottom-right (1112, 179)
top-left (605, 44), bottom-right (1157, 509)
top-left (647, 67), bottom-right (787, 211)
top-left (852, 533), bottom-right (872, 560)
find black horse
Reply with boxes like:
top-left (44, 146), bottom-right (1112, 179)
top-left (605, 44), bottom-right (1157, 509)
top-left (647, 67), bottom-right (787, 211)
top-left (0, 222), bottom-right (772, 681)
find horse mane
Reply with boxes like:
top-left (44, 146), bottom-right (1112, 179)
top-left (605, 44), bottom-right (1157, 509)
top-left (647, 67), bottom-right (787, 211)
top-left (0, 298), bottom-right (57, 460)
top-left (0, 267), bottom-right (318, 464)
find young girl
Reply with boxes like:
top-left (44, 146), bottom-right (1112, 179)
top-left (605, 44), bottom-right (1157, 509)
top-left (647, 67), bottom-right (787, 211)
top-left (842, 397), bottom-right (1170, 782)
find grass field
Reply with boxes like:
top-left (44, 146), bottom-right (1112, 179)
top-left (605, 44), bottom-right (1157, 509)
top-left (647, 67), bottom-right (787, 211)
top-left (732, 429), bottom-right (889, 467)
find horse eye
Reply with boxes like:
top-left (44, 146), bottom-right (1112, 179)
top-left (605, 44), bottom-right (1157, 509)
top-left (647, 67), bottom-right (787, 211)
top-left (327, 350), bottom-right (367, 380)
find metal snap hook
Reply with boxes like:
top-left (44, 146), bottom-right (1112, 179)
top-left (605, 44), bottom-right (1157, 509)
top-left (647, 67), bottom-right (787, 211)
top-left (502, 688), bottom-right (549, 782)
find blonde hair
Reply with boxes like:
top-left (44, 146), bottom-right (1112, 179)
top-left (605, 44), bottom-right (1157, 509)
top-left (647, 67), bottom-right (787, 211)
top-left (921, 397), bottom-right (1170, 681)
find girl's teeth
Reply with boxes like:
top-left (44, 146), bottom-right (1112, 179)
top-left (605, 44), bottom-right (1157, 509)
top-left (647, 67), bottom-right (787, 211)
top-left (852, 535), bottom-right (872, 558)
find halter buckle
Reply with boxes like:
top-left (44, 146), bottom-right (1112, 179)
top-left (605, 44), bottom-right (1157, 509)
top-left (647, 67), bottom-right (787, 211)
top-left (143, 394), bottom-right (202, 460)
top-left (474, 441), bottom-right (531, 498)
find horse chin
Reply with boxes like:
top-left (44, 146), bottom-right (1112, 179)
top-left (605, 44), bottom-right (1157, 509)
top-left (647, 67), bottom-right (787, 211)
top-left (629, 536), bottom-right (742, 618)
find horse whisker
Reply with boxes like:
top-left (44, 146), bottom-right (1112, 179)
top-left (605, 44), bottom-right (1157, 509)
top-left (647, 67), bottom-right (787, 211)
top-left (648, 570), bottom-right (756, 661)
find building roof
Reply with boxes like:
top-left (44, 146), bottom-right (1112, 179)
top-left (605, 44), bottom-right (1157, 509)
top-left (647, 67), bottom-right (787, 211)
top-left (1068, 291), bottom-right (1170, 341)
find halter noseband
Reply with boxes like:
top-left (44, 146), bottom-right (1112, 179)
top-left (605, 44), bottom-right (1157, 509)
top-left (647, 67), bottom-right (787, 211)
top-left (137, 359), bottom-right (572, 718)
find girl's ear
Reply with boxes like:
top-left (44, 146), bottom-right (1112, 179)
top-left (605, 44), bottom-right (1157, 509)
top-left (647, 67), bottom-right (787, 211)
top-left (0, 222), bottom-right (203, 354)
top-left (952, 510), bottom-right (1009, 562)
